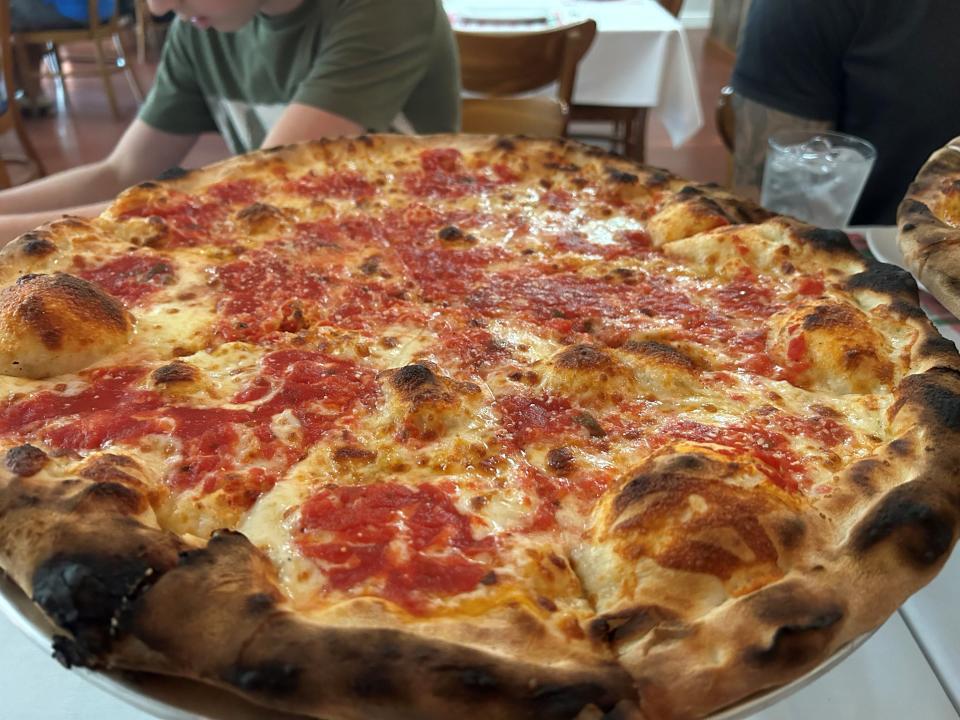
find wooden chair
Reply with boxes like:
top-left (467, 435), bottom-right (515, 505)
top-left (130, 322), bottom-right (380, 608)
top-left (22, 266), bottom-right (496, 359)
top-left (134, 0), bottom-right (170, 63)
top-left (13, 0), bottom-right (144, 120)
top-left (455, 19), bottom-right (597, 137)
top-left (134, 0), bottom-right (151, 63)
top-left (0, 0), bottom-right (45, 188)
top-left (567, 0), bottom-right (684, 161)
top-left (462, 97), bottom-right (568, 137)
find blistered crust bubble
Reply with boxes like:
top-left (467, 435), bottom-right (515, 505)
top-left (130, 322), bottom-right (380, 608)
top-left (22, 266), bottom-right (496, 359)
top-left (0, 272), bottom-right (133, 378)
top-left (768, 299), bottom-right (894, 395)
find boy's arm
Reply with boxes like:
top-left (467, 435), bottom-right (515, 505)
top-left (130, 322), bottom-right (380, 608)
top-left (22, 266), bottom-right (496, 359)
top-left (0, 202), bottom-right (110, 243)
top-left (261, 104), bottom-right (363, 148)
top-left (0, 119), bottom-right (198, 219)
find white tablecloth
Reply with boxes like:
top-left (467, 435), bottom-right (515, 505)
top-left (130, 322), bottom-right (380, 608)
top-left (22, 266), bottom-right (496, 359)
top-left (444, 0), bottom-right (704, 146)
top-left (1, 604), bottom-right (956, 719)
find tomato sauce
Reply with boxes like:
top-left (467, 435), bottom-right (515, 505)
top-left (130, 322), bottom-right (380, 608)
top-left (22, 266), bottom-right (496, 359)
top-left (659, 418), bottom-right (805, 492)
top-left (429, 322), bottom-right (513, 376)
top-left (796, 276), bottom-right (825, 296)
top-left (0, 353), bottom-right (377, 509)
top-left (713, 267), bottom-right (783, 319)
top-left (119, 192), bottom-right (226, 248)
top-left (398, 244), bottom-right (510, 300)
top-left (77, 253), bottom-right (176, 304)
top-left (515, 463), bottom-right (612, 532)
top-left (213, 249), bottom-right (333, 342)
top-left (296, 481), bottom-right (495, 613)
top-left (402, 148), bottom-right (509, 199)
top-left (285, 171), bottom-right (376, 200)
top-left (206, 178), bottom-right (262, 205)
top-left (495, 394), bottom-right (578, 447)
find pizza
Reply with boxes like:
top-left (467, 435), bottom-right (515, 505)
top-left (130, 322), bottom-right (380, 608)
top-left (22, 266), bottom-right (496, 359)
top-left (898, 135), bottom-right (960, 319)
top-left (0, 135), bottom-right (958, 720)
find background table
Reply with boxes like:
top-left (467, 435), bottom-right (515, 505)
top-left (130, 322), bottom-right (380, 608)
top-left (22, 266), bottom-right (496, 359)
top-left (444, 0), bottom-right (704, 147)
top-left (2, 228), bottom-right (957, 719)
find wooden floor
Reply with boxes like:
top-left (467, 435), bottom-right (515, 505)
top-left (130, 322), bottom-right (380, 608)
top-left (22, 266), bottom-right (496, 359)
top-left (5, 28), bottom-right (734, 186)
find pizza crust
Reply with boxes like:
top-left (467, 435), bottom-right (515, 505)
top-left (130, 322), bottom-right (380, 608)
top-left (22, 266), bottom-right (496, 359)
top-left (0, 273), bottom-right (133, 378)
top-left (0, 460), bottom-right (639, 720)
top-left (898, 136), bottom-right (960, 318)
top-left (0, 136), bottom-right (958, 720)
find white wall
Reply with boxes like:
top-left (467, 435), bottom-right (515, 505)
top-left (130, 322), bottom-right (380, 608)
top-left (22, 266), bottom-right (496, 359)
top-left (680, 0), bottom-right (713, 28)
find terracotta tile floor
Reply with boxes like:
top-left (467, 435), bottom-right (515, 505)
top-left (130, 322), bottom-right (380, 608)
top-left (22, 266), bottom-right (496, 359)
top-left (5, 27), bottom-right (733, 187)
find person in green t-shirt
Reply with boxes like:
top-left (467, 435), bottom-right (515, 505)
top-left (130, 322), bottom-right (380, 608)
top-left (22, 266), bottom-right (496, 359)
top-left (0, 0), bottom-right (460, 242)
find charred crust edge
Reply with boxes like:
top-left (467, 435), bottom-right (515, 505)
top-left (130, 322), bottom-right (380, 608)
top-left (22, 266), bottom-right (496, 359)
top-left (851, 482), bottom-right (956, 568)
top-left (793, 227), bottom-right (858, 256)
top-left (846, 262), bottom-right (919, 297)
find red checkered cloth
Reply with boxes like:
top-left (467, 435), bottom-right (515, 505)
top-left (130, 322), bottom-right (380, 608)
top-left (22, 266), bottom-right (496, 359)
top-left (848, 232), bottom-right (960, 346)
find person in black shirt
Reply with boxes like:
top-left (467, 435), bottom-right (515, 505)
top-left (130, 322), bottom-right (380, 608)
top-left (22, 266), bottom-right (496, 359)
top-left (730, 0), bottom-right (960, 226)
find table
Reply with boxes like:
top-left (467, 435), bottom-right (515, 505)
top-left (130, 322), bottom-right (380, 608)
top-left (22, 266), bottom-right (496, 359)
top-left (444, 0), bottom-right (704, 151)
top-left (2, 229), bottom-right (957, 720)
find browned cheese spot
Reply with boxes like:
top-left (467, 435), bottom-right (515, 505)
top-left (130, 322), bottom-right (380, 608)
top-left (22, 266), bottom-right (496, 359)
top-left (391, 363), bottom-right (440, 398)
top-left (605, 167), bottom-right (639, 184)
top-left (612, 456), bottom-right (783, 584)
top-left (11, 231), bottom-right (57, 258)
top-left (236, 202), bottom-right (282, 223)
top-left (554, 344), bottom-right (612, 371)
top-left (622, 340), bottom-right (699, 371)
top-left (438, 225), bottom-right (465, 241)
top-left (359, 255), bottom-right (381, 275)
top-left (574, 412), bottom-right (606, 438)
top-left (152, 361), bottom-right (199, 385)
top-left (4, 444), bottom-right (49, 476)
top-left (546, 447), bottom-right (575, 475)
top-left (333, 446), bottom-right (377, 464)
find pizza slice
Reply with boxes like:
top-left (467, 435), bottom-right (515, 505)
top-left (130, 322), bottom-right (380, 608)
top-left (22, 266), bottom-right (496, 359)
top-left (898, 135), bottom-right (960, 317)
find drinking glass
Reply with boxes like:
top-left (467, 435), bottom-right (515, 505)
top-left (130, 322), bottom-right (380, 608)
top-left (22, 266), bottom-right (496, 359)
top-left (760, 130), bottom-right (877, 228)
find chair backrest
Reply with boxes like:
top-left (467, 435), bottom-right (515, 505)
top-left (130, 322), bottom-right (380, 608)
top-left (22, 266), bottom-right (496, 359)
top-left (455, 19), bottom-right (597, 105)
top-left (88, 0), bottom-right (121, 31)
top-left (0, 2), bottom-right (12, 186)
top-left (716, 85), bottom-right (735, 152)
top-left (657, 0), bottom-right (684, 17)
top-left (461, 97), bottom-right (568, 137)
top-left (0, 0), bottom-right (14, 122)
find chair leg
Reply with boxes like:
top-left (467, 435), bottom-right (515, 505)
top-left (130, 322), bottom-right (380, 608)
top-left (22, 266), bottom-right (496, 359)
top-left (135, 0), bottom-right (148, 64)
top-left (623, 108), bottom-right (647, 163)
top-left (113, 33), bottom-right (144, 103)
top-left (12, 42), bottom-right (39, 108)
top-left (92, 37), bottom-right (121, 119)
top-left (46, 44), bottom-right (70, 107)
top-left (0, 159), bottom-right (12, 190)
top-left (10, 103), bottom-right (47, 179)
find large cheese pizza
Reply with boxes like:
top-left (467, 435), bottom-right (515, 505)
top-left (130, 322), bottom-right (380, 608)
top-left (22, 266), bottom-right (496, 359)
top-left (0, 135), bottom-right (958, 720)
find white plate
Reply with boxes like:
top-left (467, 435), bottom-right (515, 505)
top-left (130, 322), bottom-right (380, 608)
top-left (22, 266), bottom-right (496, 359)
top-left (863, 226), bottom-right (928, 291)
top-left (0, 570), bottom-right (874, 720)
top-left (0, 572), bottom-right (309, 720)
top-left (452, 5), bottom-right (554, 22)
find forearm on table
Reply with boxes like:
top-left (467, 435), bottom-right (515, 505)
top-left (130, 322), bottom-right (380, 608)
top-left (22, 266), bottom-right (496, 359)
top-left (0, 202), bottom-right (110, 246)
top-left (731, 95), bottom-right (833, 200)
top-left (0, 159), bottom-right (131, 216)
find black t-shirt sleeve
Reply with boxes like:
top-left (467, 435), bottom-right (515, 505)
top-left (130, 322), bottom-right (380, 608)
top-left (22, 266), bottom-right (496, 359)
top-left (731, 0), bottom-right (859, 122)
